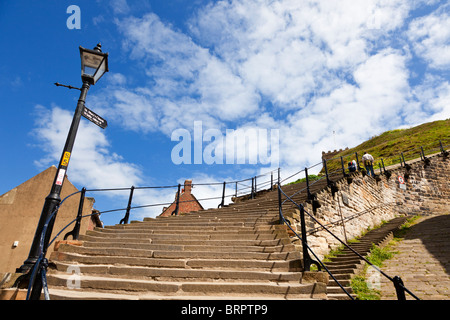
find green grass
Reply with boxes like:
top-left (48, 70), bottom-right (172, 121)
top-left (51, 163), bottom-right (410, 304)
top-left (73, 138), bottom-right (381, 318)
top-left (322, 119), bottom-right (450, 174)
top-left (366, 244), bottom-right (397, 267)
top-left (309, 216), bottom-right (425, 298)
top-left (286, 174), bottom-right (321, 185)
top-left (351, 275), bottom-right (380, 300)
top-left (351, 244), bottom-right (398, 300)
top-left (350, 215), bottom-right (421, 300)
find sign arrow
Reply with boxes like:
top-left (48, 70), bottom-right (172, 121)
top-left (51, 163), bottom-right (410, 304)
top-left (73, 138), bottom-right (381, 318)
top-left (82, 105), bottom-right (107, 129)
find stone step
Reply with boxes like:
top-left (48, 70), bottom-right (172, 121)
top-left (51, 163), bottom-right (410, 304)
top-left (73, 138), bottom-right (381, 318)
top-left (182, 210), bottom-right (279, 217)
top-left (151, 213), bottom-right (278, 220)
top-left (328, 279), bottom-right (351, 287)
top-left (51, 262), bottom-right (303, 283)
top-left (115, 221), bottom-right (278, 229)
top-left (82, 241), bottom-right (296, 252)
top-left (54, 243), bottom-right (301, 261)
top-left (153, 209), bottom-right (277, 216)
top-left (323, 216), bottom-right (408, 298)
top-left (91, 230), bottom-right (286, 238)
top-left (50, 251), bottom-right (302, 272)
top-left (46, 274), bottom-right (324, 299)
top-left (326, 285), bottom-right (354, 295)
top-left (43, 171), bottom-right (345, 300)
top-left (83, 230), bottom-right (286, 241)
top-left (105, 223), bottom-right (284, 232)
top-left (149, 212), bottom-right (279, 220)
top-left (324, 256), bottom-right (363, 264)
top-left (46, 289), bottom-right (295, 300)
top-left (327, 273), bottom-right (353, 281)
top-left (340, 247), bottom-right (372, 254)
top-left (327, 293), bottom-right (355, 300)
top-left (323, 266), bottom-right (360, 274)
top-left (135, 220), bottom-right (278, 228)
top-left (79, 235), bottom-right (292, 247)
top-left (97, 225), bottom-right (285, 234)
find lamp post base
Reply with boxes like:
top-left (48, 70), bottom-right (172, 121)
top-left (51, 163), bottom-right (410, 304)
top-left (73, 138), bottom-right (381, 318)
top-left (16, 192), bottom-right (61, 274)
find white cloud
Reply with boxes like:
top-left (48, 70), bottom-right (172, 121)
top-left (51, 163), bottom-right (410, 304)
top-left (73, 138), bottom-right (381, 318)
top-left (30, 105), bottom-right (241, 220)
top-left (102, 0), bottom-right (439, 167)
top-left (266, 49), bottom-right (411, 169)
top-left (92, 13), bottom-right (261, 135)
top-left (189, 0), bottom-right (412, 108)
top-left (408, 3), bottom-right (450, 69)
top-left (62, 0), bottom-right (449, 214)
top-left (32, 105), bottom-right (143, 190)
top-left (30, 105), bottom-right (180, 221)
top-left (110, 0), bottom-right (131, 15)
top-left (408, 75), bottom-right (450, 124)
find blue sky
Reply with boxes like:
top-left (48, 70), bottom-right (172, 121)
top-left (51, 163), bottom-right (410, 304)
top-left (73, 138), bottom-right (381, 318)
top-left (0, 0), bottom-right (449, 227)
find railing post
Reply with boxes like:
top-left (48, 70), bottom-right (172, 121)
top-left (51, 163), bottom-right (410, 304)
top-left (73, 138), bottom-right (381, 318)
top-left (64, 187), bottom-right (86, 240)
top-left (401, 153), bottom-right (406, 166)
top-left (340, 156), bottom-right (346, 176)
top-left (251, 177), bottom-right (254, 199)
top-left (218, 182), bottom-right (226, 208)
top-left (235, 181), bottom-right (238, 198)
top-left (381, 158), bottom-right (386, 174)
top-left (277, 184), bottom-right (282, 225)
top-left (355, 152), bottom-right (360, 171)
top-left (299, 205), bottom-right (317, 271)
top-left (323, 158), bottom-right (331, 186)
top-left (271, 172), bottom-right (273, 191)
top-left (305, 167), bottom-right (312, 201)
top-left (393, 276), bottom-right (407, 301)
top-left (440, 140), bottom-right (449, 157)
top-left (172, 184), bottom-right (181, 215)
top-left (254, 176), bottom-right (257, 194)
top-left (422, 146), bottom-right (431, 165)
top-left (421, 146), bottom-right (428, 160)
top-left (120, 186), bottom-right (135, 224)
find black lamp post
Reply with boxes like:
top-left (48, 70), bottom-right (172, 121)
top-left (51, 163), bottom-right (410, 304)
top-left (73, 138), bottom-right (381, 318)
top-left (17, 44), bottom-right (108, 280)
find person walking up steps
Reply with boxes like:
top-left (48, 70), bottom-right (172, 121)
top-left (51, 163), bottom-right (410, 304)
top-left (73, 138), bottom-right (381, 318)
top-left (362, 152), bottom-right (375, 177)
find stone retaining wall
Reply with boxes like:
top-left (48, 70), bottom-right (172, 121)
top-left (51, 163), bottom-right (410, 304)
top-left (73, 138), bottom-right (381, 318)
top-left (296, 152), bottom-right (449, 259)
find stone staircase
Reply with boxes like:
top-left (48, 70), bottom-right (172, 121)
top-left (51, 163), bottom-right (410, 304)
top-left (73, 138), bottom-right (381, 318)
top-left (46, 187), bottom-right (331, 300)
top-left (325, 216), bottom-right (408, 300)
top-left (44, 171), bottom-right (356, 300)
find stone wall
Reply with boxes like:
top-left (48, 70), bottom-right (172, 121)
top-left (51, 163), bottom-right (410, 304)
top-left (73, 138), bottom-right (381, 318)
top-left (0, 166), bottom-right (96, 273)
top-left (294, 152), bottom-right (449, 259)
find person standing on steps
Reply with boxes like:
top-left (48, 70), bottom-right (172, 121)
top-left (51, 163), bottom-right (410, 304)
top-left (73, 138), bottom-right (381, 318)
top-left (362, 152), bottom-right (375, 177)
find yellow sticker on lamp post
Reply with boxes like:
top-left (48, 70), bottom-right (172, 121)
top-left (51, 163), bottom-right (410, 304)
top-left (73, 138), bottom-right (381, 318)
top-left (61, 152), bottom-right (71, 166)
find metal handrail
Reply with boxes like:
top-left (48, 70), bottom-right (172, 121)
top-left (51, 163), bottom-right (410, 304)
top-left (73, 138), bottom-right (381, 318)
top-left (28, 140), bottom-right (449, 299)
top-left (277, 184), bottom-right (420, 300)
top-left (277, 184), bottom-right (355, 299)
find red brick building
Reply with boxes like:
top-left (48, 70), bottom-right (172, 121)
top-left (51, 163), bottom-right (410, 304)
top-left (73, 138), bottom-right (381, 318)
top-left (160, 180), bottom-right (203, 217)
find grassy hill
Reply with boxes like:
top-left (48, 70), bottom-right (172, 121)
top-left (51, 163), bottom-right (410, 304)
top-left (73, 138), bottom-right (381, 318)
top-left (321, 118), bottom-right (450, 175)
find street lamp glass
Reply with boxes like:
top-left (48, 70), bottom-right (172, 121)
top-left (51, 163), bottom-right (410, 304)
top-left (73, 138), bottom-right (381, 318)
top-left (79, 44), bottom-right (109, 85)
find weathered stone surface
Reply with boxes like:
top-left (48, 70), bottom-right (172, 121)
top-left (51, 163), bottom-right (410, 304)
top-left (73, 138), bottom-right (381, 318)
top-left (295, 153), bottom-right (450, 260)
top-left (380, 214), bottom-right (450, 300)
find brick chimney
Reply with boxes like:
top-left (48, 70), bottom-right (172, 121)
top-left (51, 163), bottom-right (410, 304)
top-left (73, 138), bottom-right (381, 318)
top-left (184, 180), bottom-right (192, 194)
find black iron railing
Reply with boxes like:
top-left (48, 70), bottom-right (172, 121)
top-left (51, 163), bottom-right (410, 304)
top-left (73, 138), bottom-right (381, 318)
top-left (277, 184), bottom-right (421, 300)
top-left (24, 139), bottom-right (448, 299)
